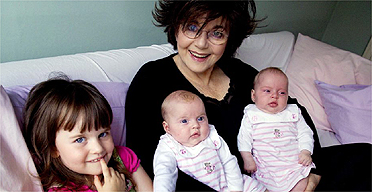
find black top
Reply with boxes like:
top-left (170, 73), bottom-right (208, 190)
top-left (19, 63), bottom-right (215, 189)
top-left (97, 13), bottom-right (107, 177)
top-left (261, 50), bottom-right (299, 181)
top-left (125, 54), bottom-right (321, 191)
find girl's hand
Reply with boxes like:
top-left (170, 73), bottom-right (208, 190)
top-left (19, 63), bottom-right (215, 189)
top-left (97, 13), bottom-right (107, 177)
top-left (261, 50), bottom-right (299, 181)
top-left (94, 159), bottom-right (127, 191)
top-left (298, 150), bottom-right (312, 166)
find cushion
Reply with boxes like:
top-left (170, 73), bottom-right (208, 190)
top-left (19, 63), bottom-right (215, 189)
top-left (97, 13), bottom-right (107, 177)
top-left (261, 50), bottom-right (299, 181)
top-left (0, 44), bottom-right (176, 87)
top-left (0, 85), bottom-right (43, 191)
top-left (235, 31), bottom-right (295, 71)
top-left (315, 80), bottom-right (371, 144)
top-left (4, 82), bottom-right (129, 146)
top-left (286, 33), bottom-right (371, 132)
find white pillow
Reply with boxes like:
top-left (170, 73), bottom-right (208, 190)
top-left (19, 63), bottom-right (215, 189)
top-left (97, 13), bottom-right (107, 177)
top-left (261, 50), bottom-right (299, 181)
top-left (235, 31), bottom-right (295, 71)
top-left (0, 85), bottom-right (43, 191)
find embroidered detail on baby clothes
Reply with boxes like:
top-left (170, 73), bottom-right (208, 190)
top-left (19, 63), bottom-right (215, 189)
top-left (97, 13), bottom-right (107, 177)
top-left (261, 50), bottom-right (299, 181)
top-left (274, 129), bottom-right (282, 138)
top-left (180, 149), bottom-right (186, 154)
top-left (292, 114), bottom-right (297, 119)
top-left (252, 115), bottom-right (258, 122)
top-left (204, 162), bottom-right (215, 173)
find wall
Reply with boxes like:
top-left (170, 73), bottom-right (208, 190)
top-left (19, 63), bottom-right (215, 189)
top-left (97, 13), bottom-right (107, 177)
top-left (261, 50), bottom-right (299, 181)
top-left (322, 1), bottom-right (371, 55)
top-left (0, 1), bottom-right (370, 63)
top-left (1, 1), bottom-right (166, 63)
top-left (254, 1), bottom-right (337, 40)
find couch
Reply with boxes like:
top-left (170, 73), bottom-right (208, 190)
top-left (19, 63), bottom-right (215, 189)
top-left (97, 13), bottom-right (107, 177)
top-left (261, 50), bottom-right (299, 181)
top-left (1, 31), bottom-right (371, 191)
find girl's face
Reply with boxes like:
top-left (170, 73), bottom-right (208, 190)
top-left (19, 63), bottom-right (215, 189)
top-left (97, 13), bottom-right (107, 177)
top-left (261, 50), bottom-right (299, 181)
top-left (54, 116), bottom-right (114, 176)
top-left (162, 98), bottom-right (210, 147)
top-left (251, 72), bottom-right (289, 114)
top-left (175, 16), bottom-right (228, 75)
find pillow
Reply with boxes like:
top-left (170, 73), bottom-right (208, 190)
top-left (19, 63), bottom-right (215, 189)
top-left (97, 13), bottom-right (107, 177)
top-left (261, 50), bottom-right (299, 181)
top-left (286, 33), bottom-right (371, 132)
top-left (315, 80), bottom-right (371, 144)
top-left (235, 31), bottom-right (295, 71)
top-left (4, 82), bottom-right (129, 146)
top-left (0, 85), bottom-right (43, 191)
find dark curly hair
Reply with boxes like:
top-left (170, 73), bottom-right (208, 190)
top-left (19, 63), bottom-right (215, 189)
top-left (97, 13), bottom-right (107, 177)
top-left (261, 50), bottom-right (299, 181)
top-left (152, 0), bottom-right (260, 58)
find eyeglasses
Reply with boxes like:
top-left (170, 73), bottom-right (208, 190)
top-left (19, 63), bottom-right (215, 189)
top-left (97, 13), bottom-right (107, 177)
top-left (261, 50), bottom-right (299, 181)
top-left (182, 24), bottom-right (228, 45)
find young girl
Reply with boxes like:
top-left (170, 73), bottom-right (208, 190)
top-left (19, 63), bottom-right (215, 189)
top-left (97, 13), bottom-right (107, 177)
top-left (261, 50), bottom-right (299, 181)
top-left (24, 77), bottom-right (153, 192)
top-left (238, 67), bottom-right (315, 192)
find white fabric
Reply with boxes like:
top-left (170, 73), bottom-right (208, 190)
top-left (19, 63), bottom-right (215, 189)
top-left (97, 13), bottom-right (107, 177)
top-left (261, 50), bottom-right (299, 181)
top-left (238, 104), bottom-right (315, 192)
top-left (0, 85), bottom-right (43, 191)
top-left (235, 31), bottom-right (295, 71)
top-left (0, 44), bottom-right (176, 87)
top-left (154, 125), bottom-right (242, 192)
top-left (154, 125), bottom-right (266, 192)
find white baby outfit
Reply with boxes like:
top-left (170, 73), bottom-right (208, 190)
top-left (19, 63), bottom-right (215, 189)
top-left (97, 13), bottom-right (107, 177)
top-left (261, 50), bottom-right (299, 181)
top-left (154, 125), bottom-right (266, 192)
top-left (238, 104), bottom-right (315, 192)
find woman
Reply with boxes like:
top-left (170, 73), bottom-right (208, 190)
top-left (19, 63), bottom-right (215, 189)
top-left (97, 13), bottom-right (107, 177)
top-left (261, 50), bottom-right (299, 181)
top-left (125, 1), bottom-right (321, 191)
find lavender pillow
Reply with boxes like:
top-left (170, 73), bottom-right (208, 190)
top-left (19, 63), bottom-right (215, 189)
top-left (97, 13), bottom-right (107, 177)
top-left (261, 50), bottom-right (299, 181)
top-left (5, 82), bottom-right (129, 146)
top-left (315, 80), bottom-right (371, 144)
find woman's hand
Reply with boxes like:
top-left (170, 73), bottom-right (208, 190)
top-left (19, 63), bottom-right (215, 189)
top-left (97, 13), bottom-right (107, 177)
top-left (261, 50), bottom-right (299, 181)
top-left (305, 173), bottom-right (321, 192)
top-left (94, 159), bottom-right (127, 192)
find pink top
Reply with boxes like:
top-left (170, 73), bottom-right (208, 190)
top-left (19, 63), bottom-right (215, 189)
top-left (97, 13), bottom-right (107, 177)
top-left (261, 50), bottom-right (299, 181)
top-left (48, 146), bottom-right (140, 192)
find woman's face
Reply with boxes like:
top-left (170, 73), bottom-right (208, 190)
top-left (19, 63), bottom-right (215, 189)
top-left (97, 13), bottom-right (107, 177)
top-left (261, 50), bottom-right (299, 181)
top-left (175, 17), bottom-right (228, 74)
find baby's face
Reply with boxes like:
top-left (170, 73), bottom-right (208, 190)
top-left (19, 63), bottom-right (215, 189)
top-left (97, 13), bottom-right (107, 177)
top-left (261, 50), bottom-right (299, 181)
top-left (251, 72), bottom-right (288, 114)
top-left (54, 116), bottom-right (114, 176)
top-left (163, 99), bottom-right (210, 147)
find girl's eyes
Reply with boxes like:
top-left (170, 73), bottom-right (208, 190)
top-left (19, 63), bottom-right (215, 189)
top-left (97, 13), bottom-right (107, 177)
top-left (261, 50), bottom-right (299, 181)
top-left (263, 89), bottom-right (270, 93)
top-left (99, 132), bottom-right (108, 138)
top-left (75, 137), bottom-right (86, 143)
top-left (279, 91), bottom-right (287, 95)
top-left (74, 131), bottom-right (110, 143)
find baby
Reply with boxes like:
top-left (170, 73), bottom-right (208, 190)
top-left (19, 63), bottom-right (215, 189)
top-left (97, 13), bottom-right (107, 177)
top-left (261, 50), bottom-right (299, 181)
top-left (238, 67), bottom-right (315, 192)
top-left (153, 90), bottom-right (266, 192)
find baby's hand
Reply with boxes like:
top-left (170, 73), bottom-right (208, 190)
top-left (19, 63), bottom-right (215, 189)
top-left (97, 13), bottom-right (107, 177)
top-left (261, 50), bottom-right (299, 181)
top-left (298, 150), bottom-right (312, 166)
top-left (94, 159), bottom-right (127, 192)
top-left (244, 158), bottom-right (257, 174)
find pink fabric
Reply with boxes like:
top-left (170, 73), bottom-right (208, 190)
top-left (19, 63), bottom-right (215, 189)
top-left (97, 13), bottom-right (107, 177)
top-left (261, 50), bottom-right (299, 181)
top-left (0, 85), bottom-right (43, 191)
top-left (116, 146), bottom-right (140, 173)
top-left (286, 33), bottom-right (371, 132)
top-left (48, 183), bottom-right (94, 192)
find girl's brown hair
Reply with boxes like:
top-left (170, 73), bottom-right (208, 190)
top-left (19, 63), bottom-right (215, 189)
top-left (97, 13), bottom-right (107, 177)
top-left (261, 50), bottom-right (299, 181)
top-left (24, 77), bottom-right (134, 190)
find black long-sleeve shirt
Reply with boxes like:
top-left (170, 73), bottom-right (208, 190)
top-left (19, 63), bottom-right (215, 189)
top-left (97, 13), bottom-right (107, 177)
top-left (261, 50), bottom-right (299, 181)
top-left (125, 54), bottom-right (321, 191)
